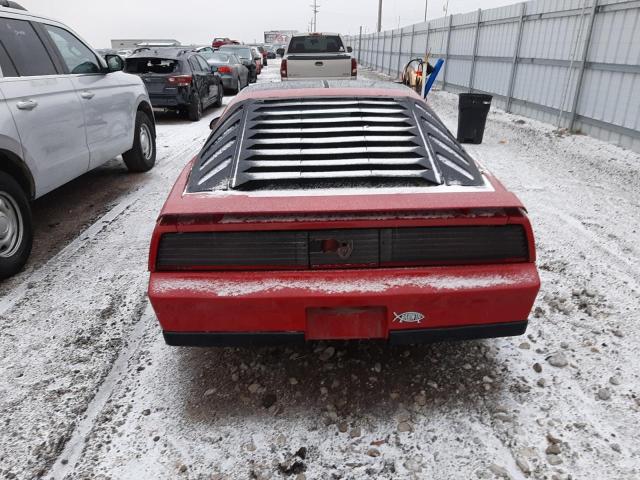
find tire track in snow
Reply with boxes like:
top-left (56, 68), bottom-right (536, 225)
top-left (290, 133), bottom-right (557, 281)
top-left (46, 305), bottom-right (155, 480)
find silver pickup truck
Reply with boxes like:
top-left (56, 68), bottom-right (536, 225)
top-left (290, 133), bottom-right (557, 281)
top-left (279, 33), bottom-right (357, 81)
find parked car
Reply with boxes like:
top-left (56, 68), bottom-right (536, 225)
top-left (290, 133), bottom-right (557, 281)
top-left (212, 37), bottom-right (238, 50)
top-left (147, 81), bottom-right (541, 347)
top-left (206, 52), bottom-right (249, 94)
top-left (0, 2), bottom-right (156, 278)
top-left (249, 44), bottom-right (268, 66)
top-left (249, 46), bottom-right (263, 75)
top-left (264, 44), bottom-right (276, 59)
top-left (279, 33), bottom-right (356, 81)
top-left (124, 48), bottom-right (222, 121)
top-left (218, 45), bottom-right (257, 83)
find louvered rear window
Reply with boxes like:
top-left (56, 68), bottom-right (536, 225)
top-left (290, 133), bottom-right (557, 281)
top-left (188, 96), bottom-right (484, 192)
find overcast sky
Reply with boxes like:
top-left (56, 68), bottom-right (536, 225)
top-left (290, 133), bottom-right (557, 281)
top-left (21, 0), bottom-right (516, 48)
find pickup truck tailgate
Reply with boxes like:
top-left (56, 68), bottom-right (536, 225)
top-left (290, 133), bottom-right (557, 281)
top-left (286, 54), bottom-right (352, 79)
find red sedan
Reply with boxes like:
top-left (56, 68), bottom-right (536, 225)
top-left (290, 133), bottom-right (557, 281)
top-left (148, 82), bottom-right (540, 346)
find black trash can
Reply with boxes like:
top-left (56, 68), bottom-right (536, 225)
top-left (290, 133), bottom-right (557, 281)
top-left (457, 93), bottom-right (492, 144)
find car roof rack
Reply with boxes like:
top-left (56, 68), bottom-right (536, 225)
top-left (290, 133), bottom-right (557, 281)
top-left (187, 96), bottom-right (485, 192)
top-left (0, 1), bottom-right (26, 10)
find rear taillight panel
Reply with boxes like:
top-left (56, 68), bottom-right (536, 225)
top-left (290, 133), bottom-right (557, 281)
top-left (167, 75), bottom-right (192, 87)
top-left (351, 58), bottom-right (358, 76)
top-left (280, 59), bottom-right (288, 78)
top-left (155, 225), bottom-right (530, 271)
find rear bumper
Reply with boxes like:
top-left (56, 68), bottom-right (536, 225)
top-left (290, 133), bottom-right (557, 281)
top-left (149, 93), bottom-right (188, 108)
top-left (149, 264), bottom-right (540, 345)
top-left (219, 76), bottom-right (235, 89)
top-left (163, 321), bottom-right (528, 346)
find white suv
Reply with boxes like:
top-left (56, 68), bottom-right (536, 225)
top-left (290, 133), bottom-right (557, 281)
top-left (0, 2), bottom-right (157, 278)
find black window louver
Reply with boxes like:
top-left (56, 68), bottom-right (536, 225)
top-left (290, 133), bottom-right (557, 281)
top-left (188, 107), bottom-right (243, 191)
top-left (188, 97), bottom-right (484, 193)
top-left (414, 104), bottom-right (484, 186)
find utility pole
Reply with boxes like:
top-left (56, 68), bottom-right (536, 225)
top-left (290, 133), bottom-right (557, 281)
top-left (310, 0), bottom-right (320, 32)
top-left (424, 0), bottom-right (428, 22)
top-left (377, 0), bottom-right (383, 32)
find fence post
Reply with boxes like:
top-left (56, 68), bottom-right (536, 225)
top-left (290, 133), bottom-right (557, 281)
top-left (381, 31), bottom-right (387, 73)
top-left (396, 28), bottom-right (404, 78)
top-left (442, 15), bottom-right (453, 89)
top-left (370, 34), bottom-right (374, 67)
top-left (468, 9), bottom-right (482, 92)
top-left (506, 2), bottom-right (526, 113)
top-left (569, 0), bottom-right (598, 132)
top-left (388, 30), bottom-right (394, 76)
top-left (358, 26), bottom-right (363, 63)
top-left (409, 23), bottom-right (416, 60)
top-left (425, 21), bottom-right (430, 58)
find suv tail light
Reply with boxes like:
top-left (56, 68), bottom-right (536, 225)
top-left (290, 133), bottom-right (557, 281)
top-left (351, 58), bottom-right (358, 77)
top-left (218, 66), bottom-right (232, 74)
top-left (281, 59), bottom-right (288, 78)
top-left (167, 75), bottom-right (192, 87)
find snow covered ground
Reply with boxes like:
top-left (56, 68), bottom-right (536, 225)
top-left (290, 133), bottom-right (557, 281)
top-left (0, 61), bottom-right (639, 480)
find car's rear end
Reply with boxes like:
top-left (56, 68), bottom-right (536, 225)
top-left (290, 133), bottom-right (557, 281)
top-left (125, 53), bottom-right (191, 111)
top-left (148, 83), bottom-right (540, 346)
top-left (282, 33), bottom-right (356, 81)
top-left (220, 46), bottom-right (257, 82)
top-left (251, 45), bottom-right (268, 66)
top-left (209, 53), bottom-right (236, 91)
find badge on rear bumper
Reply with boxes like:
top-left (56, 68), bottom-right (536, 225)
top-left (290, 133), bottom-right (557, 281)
top-left (393, 312), bottom-right (425, 324)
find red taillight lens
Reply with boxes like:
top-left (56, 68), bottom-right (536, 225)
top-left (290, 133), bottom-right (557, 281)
top-left (281, 59), bottom-right (288, 78)
top-left (351, 58), bottom-right (358, 77)
top-left (218, 66), bottom-right (232, 74)
top-left (167, 75), bottom-right (192, 87)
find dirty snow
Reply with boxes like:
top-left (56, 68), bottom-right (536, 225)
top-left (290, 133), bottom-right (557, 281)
top-left (0, 61), bottom-right (639, 480)
top-left (152, 270), bottom-right (532, 297)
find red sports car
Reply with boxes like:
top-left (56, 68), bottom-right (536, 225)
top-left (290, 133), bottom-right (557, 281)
top-left (148, 81), bottom-right (540, 346)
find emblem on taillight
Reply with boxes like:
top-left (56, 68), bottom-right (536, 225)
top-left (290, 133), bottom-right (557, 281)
top-left (321, 239), bottom-right (354, 259)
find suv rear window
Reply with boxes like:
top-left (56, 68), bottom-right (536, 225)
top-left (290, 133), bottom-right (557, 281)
top-left (125, 58), bottom-right (179, 74)
top-left (288, 35), bottom-right (345, 54)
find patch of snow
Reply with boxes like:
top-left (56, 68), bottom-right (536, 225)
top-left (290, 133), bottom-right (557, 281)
top-left (152, 271), bottom-right (534, 297)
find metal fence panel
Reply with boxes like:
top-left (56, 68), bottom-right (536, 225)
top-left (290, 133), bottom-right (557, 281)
top-left (346, 0), bottom-right (640, 153)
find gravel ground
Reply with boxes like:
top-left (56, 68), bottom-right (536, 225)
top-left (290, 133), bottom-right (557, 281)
top-left (0, 61), bottom-right (639, 480)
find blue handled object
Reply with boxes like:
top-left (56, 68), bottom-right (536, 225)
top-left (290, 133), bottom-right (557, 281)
top-left (423, 58), bottom-right (445, 98)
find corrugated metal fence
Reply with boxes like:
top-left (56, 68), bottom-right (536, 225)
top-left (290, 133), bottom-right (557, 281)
top-left (344, 0), bottom-right (640, 153)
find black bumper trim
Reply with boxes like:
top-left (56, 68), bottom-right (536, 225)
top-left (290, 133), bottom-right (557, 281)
top-left (388, 321), bottom-right (528, 345)
top-left (163, 321), bottom-right (528, 347)
top-left (163, 332), bottom-right (305, 347)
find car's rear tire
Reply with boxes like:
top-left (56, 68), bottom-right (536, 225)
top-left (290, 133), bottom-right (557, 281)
top-left (188, 93), bottom-right (202, 121)
top-left (0, 171), bottom-right (32, 279)
top-left (213, 86), bottom-right (223, 107)
top-left (123, 111), bottom-right (156, 173)
top-left (231, 77), bottom-right (242, 94)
